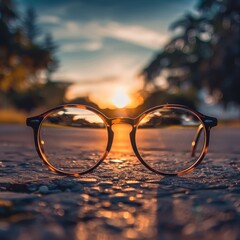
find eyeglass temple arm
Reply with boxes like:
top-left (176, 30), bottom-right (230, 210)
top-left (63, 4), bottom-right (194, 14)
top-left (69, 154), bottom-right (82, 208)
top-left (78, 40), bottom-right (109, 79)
top-left (191, 116), bottom-right (218, 157)
top-left (26, 116), bottom-right (45, 153)
top-left (191, 124), bottom-right (203, 157)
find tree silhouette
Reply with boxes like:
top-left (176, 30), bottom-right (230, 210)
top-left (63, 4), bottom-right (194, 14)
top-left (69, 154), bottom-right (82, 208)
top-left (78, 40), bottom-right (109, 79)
top-left (0, 0), bottom-right (61, 111)
top-left (0, 0), bottom-right (23, 92)
top-left (43, 33), bottom-right (59, 82)
top-left (23, 7), bottom-right (40, 44)
top-left (142, 0), bottom-right (240, 108)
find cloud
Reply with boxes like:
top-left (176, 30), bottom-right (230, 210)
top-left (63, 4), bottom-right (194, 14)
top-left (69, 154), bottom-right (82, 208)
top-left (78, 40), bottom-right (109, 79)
top-left (105, 22), bottom-right (168, 50)
top-left (53, 20), bottom-right (168, 50)
top-left (61, 41), bottom-right (102, 52)
top-left (39, 15), bottom-right (61, 24)
top-left (54, 52), bottom-right (142, 81)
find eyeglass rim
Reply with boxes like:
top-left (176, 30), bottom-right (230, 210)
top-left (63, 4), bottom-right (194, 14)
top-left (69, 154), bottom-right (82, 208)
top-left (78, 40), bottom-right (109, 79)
top-left (133, 105), bottom-right (211, 176)
top-left (27, 105), bottom-right (112, 177)
top-left (26, 104), bottom-right (217, 176)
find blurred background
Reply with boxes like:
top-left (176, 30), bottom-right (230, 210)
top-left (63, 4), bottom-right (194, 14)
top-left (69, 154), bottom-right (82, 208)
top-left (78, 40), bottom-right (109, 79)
top-left (0, 0), bottom-right (240, 121)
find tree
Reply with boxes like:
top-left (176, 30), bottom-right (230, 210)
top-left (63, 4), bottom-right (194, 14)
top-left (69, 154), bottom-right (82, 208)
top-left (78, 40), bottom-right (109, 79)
top-left (0, 0), bottom-right (61, 111)
top-left (0, 0), bottom-right (17, 21)
top-left (0, 0), bottom-right (24, 92)
top-left (22, 7), bottom-right (40, 44)
top-left (43, 33), bottom-right (59, 82)
top-left (142, 0), bottom-right (240, 108)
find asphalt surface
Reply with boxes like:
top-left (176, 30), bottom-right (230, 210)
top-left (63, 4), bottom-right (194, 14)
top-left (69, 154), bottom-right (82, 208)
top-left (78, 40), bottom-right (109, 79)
top-left (0, 124), bottom-right (239, 240)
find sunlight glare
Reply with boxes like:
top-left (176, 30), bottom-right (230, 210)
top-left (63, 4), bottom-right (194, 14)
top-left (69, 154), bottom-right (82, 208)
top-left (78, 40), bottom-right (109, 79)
top-left (111, 88), bottom-right (130, 108)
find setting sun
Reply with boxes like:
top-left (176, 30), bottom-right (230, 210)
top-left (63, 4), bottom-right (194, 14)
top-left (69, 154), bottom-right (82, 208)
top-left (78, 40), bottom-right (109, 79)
top-left (111, 88), bottom-right (131, 108)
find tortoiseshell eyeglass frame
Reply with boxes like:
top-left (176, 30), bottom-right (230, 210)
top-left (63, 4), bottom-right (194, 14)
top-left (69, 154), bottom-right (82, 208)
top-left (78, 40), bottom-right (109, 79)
top-left (26, 104), bottom-right (217, 177)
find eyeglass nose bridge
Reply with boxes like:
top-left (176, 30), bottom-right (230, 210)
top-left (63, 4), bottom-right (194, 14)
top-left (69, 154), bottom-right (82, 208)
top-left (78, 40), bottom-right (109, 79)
top-left (109, 117), bottom-right (135, 126)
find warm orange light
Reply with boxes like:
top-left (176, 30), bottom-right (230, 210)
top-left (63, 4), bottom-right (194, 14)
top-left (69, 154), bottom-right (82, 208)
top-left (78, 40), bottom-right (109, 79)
top-left (111, 88), bottom-right (130, 108)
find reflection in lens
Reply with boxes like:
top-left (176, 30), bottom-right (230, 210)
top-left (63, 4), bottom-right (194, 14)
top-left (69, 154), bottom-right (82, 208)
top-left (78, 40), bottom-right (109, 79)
top-left (39, 107), bottom-right (108, 174)
top-left (136, 107), bottom-right (205, 174)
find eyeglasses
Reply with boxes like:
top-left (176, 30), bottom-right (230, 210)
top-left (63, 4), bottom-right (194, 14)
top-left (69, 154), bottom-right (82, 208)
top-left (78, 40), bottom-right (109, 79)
top-left (26, 104), bottom-right (217, 176)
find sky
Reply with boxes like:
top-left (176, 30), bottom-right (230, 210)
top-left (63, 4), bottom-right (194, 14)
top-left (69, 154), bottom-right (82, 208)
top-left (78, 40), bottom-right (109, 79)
top-left (19, 0), bottom-right (197, 108)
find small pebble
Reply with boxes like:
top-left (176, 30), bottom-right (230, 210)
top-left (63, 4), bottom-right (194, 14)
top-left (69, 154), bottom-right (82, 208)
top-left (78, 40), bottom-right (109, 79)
top-left (38, 185), bottom-right (49, 194)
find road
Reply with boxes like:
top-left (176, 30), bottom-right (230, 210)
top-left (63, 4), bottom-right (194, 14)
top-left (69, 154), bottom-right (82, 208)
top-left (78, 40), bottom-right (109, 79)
top-left (0, 124), bottom-right (239, 240)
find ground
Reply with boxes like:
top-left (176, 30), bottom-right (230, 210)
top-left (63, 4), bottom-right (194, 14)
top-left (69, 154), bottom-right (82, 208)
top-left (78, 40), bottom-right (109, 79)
top-left (0, 124), bottom-right (239, 240)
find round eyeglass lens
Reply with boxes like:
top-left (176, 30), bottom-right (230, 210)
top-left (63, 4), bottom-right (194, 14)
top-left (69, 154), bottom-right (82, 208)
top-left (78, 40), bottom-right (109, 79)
top-left (39, 107), bottom-right (108, 174)
top-left (136, 107), bottom-right (206, 174)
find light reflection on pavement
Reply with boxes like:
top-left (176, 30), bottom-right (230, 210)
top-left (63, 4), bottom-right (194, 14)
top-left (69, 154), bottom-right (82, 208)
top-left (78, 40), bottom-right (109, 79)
top-left (0, 124), bottom-right (239, 240)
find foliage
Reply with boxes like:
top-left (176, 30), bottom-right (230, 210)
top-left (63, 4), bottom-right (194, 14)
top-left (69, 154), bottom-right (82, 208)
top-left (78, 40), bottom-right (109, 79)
top-left (43, 33), bottom-right (59, 82)
top-left (142, 0), bottom-right (240, 107)
top-left (6, 81), bottom-right (71, 112)
top-left (0, 0), bottom-right (61, 111)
